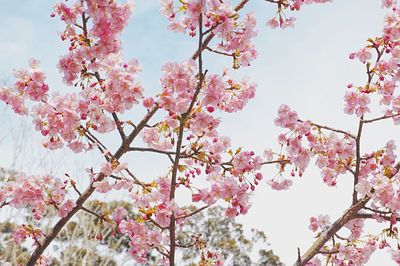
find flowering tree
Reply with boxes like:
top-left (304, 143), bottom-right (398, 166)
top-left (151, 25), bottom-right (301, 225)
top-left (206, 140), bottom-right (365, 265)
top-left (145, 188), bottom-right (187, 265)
top-left (2, 0), bottom-right (400, 265)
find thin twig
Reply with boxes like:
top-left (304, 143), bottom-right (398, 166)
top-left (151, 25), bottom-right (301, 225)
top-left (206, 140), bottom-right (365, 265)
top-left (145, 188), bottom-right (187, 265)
top-left (362, 113), bottom-right (400, 123)
top-left (353, 118), bottom-right (364, 204)
top-left (147, 216), bottom-right (167, 231)
top-left (298, 119), bottom-right (356, 139)
top-left (261, 159), bottom-right (290, 165)
top-left (205, 46), bottom-right (234, 57)
top-left (81, 207), bottom-right (104, 221)
top-left (176, 205), bottom-right (210, 220)
top-left (112, 112), bottom-right (126, 141)
top-left (128, 146), bottom-right (179, 164)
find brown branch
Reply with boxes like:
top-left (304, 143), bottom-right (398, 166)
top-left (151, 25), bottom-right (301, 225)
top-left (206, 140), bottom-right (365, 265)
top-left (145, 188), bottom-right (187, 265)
top-left (81, 206), bottom-right (104, 221)
top-left (114, 106), bottom-right (159, 159)
top-left (261, 159), bottom-right (290, 166)
top-left (170, 12), bottom-right (208, 266)
top-left (109, 174), bottom-right (125, 181)
top-left (128, 146), bottom-right (176, 155)
top-left (294, 196), bottom-right (370, 266)
top-left (344, 165), bottom-right (356, 176)
top-left (205, 46), bottom-right (234, 57)
top-left (175, 241), bottom-right (197, 248)
top-left (124, 168), bottom-right (150, 191)
top-left (264, 0), bottom-right (280, 3)
top-left (153, 245), bottom-right (170, 258)
top-left (112, 112), bottom-right (126, 141)
top-left (334, 233), bottom-right (348, 241)
top-left (362, 113), bottom-right (400, 123)
top-left (128, 146), bottom-right (177, 163)
top-left (147, 216), bottom-right (167, 231)
top-left (355, 213), bottom-right (400, 222)
top-left (298, 119), bottom-right (356, 139)
top-left (65, 173), bottom-right (82, 197)
top-left (352, 118), bottom-right (364, 204)
top-left (318, 249), bottom-right (339, 255)
top-left (363, 206), bottom-right (391, 215)
top-left (0, 201), bottom-right (9, 209)
top-left (176, 205), bottom-right (210, 220)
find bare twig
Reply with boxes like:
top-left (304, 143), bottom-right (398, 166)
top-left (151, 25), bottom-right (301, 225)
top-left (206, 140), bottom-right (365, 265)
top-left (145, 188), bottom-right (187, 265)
top-left (261, 159), bottom-right (290, 166)
top-left (298, 119), bottom-right (356, 139)
top-left (362, 113), bottom-right (400, 123)
top-left (112, 112), bottom-right (126, 141)
top-left (176, 205), bottom-right (210, 220)
top-left (81, 206), bottom-right (104, 221)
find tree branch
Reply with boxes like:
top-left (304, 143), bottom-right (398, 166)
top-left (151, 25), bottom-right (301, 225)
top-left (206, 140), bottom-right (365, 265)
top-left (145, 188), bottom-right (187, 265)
top-left (81, 206), bottom-right (104, 221)
top-left (294, 196), bottom-right (370, 266)
top-left (176, 205), bottom-right (210, 220)
top-left (352, 118), bottom-right (364, 204)
top-left (362, 113), bottom-right (400, 123)
top-left (298, 119), bottom-right (356, 139)
top-left (112, 112), bottom-right (126, 141)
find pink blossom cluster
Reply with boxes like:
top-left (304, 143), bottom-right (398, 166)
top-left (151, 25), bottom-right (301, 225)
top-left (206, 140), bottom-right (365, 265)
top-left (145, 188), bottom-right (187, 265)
top-left (274, 105), bottom-right (312, 174)
top-left (355, 141), bottom-right (400, 215)
top-left (12, 224), bottom-right (45, 246)
top-left (114, 177), bottom-right (186, 264)
top-left (345, 8), bottom-right (400, 124)
top-left (0, 174), bottom-right (73, 220)
top-left (307, 237), bottom-right (377, 265)
top-left (382, 0), bottom-right (397, 8)
top-left (159, 60), bottom-right (198, 114)
top-left (273, 104), bottom-right (356, 188)
top-left (5, 0), bottom-right (400, 265)
top-left (160, 0), bottom-right (258, 68)
top-left (54, 0), bottom-right (143, 114)
top-left (203, 72), bottom-right (256, 113)
top-left (329, 239), bottom-right (377, 265)
top-left (344, 218), bottom-right (364, 240)
top-left (1, 0), bottom-right (145, 152)
top-left (266, 0), bottom-right (332, 29)
top-left (344, 90), bottom-right (371, 117)
top-left (54, 0), bottom-right (133, 85)
top-left (0, 59), bottom-right (49, 115)
top-left (119, 219), bottom-right (166, 264)
top-left (192, 175), bottom-right (252, 217)
top-left (308, 214), bottom-right (331, 232)
top-left (1, 174), bottom-right (78, 251)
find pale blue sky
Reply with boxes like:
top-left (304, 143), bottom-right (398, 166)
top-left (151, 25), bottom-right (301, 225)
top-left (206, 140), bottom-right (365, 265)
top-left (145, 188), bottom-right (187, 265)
top-left (0, 0), bottom-right (397, 265)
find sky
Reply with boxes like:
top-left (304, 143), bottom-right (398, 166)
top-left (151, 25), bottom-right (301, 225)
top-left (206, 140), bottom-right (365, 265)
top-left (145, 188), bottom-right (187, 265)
top-left (0, 0), bottom-right (398, 265)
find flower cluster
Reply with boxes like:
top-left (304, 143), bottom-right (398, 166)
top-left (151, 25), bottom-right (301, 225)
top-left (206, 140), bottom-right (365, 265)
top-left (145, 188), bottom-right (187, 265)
top-left (1, 0), bottom-right (145, 152)
top-left (0, 174), bottom-right (73, 220)
top-left (160, 0), bottom-right (258, 68)
top-left (0, 59), bottom-right (49, 115)
top-left (266, 0), bottom-right (332, 29)
top-left (308, 214), bottom-right (331, 232)
top-left (271, 104), bottom-right (357, 188)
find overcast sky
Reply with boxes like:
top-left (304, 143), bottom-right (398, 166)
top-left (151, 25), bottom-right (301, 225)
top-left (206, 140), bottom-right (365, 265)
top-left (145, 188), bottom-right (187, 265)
top-left (0, 0), bottom-right (397, 265)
